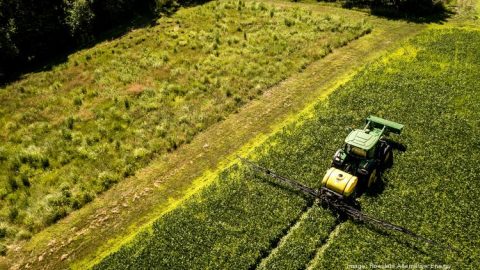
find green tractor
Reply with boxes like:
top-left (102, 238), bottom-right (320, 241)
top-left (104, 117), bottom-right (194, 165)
top-left (239, 117), bottom-right (437, 245)
top-left (321, 116), bottom-right (404, 198)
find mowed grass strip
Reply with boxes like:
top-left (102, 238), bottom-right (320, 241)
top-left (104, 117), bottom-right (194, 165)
top-left (94, 27), bottom-right (479, 269)
top-left (0, 0), bottom-right (371, 244)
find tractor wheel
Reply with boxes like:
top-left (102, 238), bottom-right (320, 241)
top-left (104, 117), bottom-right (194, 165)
top-left (382, 147), bottom-right (393, 169)
top-left (367, 169), bottom-right (377, 188)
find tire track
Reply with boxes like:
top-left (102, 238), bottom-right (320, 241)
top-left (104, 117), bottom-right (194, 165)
top-left (306, 222), bottom-right (345, 270)
top-left (252, 202), bottom-right (343, 270)
top-left (249, 202), bottom-right (315, 270)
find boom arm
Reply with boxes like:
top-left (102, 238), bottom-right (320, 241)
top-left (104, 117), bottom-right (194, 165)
top-left (327, 196), bottom-right (437, 245)
top-left (366, 115), bottom-right (404, 135)
top-left (238, 156), bottom-right (318, 198)
top-left (239, 157), bottom-right (437, 246)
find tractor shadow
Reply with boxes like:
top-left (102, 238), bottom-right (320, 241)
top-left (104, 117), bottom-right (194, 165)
top-left (363, 173), bottom-right (387, 197)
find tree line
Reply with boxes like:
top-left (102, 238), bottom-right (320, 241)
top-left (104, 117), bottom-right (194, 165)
top-left (0, 0), bottom-right (184, 82)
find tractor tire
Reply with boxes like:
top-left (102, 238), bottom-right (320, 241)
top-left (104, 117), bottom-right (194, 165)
top-left (357, 166), bottom-right (376, 191)
top-left (382, 147), bottom-right (393, 169)
top-left (367, 168), bottom-right (377, 188)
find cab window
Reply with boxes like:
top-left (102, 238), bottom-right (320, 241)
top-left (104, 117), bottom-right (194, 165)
top-left (347, 145), bottom-right (367, 157)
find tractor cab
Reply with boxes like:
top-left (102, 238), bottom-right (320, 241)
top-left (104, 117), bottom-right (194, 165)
top-left (323, 116), bottom-right (404, 198)
top-left (335, 116), bottom-right (403, 164)
top-left (344, 127), bottom-right (383, 159)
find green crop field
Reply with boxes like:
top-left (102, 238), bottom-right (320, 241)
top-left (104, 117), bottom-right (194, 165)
top-left (93, 27), bottom-right (480, 269)
top-left (0, 0), bottom-right (371, 246)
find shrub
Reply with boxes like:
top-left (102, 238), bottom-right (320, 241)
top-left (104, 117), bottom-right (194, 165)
top-left (16, 229), bottom-right (32, 240)
top-left (0, 227), bottom-right (6, 239)
top-left (20, 175), bottom-right (30, 188)
top-left (45, 207), bottom-right (68, 226)
top-left (7, 177), bottom-right (18, 192)
top-left (133, 148), bottom-right (149, 159)
top-left (8, 207), bottom-right (18, 222)
top-left (98, 171), bottom-right (120, 191)
top-left (66, 117), bottom-right (75, 130)
top-left (74, 96), bottom-right (83, 106)
top-left (0, 147), bottom-right (7, 162)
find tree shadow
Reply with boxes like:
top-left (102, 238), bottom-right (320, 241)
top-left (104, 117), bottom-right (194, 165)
top-left (369, 6), bottom-right (453, 24)
top-left (341, 1), bottom-right (453, 24)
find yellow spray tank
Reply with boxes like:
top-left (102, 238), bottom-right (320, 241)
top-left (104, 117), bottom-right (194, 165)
top-left (321, 167), bottom-right (358, 197)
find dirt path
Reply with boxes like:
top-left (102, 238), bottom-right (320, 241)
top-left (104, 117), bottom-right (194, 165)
top-left (3, 3), bottom-right (425, 270)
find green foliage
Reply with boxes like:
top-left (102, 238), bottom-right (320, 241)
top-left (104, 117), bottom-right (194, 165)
top-left (0, 243), bottom-right (6, 256)
top-left (98, 171), bottom-right (120, 191)
top-left (0, 0), bottom-right (68, 75)
top-left (0, 0), bottom-right (155, 77)
top-left (0, 227), bottom-right (6, 239)
top-left (94, 28), bottom-right (480, 269)
top-left (64, 0), bottom-right (95, 43)
top-left (0, 0), bottom-right (371, 245)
